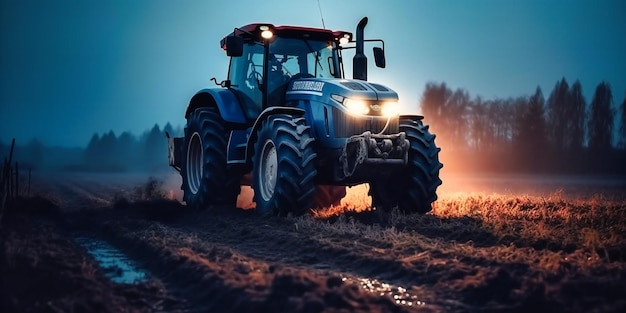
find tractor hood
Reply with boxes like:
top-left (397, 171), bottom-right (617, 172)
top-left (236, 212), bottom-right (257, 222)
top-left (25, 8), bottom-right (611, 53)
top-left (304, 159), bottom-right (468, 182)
top-left (285, 78), bottom-right (398, 105)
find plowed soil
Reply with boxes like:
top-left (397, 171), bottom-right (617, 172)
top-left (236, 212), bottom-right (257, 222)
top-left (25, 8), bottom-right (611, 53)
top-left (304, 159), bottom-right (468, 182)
top-left (1, 172), bottom-right (625, 313)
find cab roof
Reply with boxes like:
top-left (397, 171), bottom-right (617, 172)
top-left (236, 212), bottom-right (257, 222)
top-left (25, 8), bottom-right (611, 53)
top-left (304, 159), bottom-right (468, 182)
top-left (220, 23), bottom-right (352, 49)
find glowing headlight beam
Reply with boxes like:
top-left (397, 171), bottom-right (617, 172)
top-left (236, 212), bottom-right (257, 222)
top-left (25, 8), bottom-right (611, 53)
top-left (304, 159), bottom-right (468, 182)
top-left (381, 101), bottom-right (400, 117)
top-left (344, 98), bottom-right (370, 115)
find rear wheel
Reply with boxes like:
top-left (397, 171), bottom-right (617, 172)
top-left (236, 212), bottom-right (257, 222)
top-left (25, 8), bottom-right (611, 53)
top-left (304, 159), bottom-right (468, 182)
top-left (181, 108), bottom-right (240, 209)
top-left (252, 115), bottom-right (317, 216)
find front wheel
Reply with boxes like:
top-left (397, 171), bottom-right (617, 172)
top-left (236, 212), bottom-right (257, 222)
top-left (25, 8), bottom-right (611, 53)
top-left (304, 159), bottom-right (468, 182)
top-left (252, 115), bottom-right (317, 216)
top-left (397, 118), bottom-right (443, 213)
top-left (369, 119), bottom-right (442, 214)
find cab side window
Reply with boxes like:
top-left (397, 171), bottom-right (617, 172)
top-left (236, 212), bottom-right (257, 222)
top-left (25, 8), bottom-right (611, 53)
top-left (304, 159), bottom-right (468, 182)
top-left (229, 42), bottom-right (264, 119)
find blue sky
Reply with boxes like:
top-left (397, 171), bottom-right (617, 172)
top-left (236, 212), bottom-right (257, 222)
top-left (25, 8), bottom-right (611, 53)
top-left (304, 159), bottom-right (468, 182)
top-left (1, 0), bottom-right (625, 147)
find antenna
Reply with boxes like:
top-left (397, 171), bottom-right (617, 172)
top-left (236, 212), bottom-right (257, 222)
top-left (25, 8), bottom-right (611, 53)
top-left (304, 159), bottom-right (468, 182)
top-left (317, 0), bottom-right (326, 29)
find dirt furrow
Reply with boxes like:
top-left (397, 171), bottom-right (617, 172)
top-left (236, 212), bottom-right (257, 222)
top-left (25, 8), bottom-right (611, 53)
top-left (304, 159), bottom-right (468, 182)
top-left (0, 215), bottom-right (185, 313)
top-left (98, 215), bottom-right (428, 313)
top-left (5, 172), bottom-right (626, 313)
top-left (92, 203), bottom-right (626, 313)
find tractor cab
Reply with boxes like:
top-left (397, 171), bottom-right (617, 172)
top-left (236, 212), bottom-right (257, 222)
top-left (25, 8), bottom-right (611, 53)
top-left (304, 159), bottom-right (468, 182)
top-left (219, 23), bottom-right (384, 120)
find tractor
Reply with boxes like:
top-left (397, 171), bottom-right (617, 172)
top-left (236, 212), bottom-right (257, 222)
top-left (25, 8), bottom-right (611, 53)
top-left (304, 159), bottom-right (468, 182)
top-left (167, 17), bottom-right (442, 216)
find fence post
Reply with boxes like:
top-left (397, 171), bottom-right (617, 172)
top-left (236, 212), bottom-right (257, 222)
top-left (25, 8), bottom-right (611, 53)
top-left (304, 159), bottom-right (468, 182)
top-left (15, 162), bottom-right (19, 198)
top-left (0, 138), bottom-right (16, 225)
top-left (1, 157), bottom-right (6, 194)
top-left (8, 165), bottom-right (12, 201)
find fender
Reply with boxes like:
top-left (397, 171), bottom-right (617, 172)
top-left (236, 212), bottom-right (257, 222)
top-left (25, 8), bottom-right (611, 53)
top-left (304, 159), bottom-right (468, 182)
top-left (244, 106), bottom-right (306, 163)
top-left (399, 114), bottom-right (424, 121)
top-left (185, 88), bottom-right (247, 124)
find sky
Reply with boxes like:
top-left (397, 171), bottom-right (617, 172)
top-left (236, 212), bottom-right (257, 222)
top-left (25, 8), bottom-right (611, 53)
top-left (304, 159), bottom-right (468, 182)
top-left (1, 0), bottom-right (625, 147)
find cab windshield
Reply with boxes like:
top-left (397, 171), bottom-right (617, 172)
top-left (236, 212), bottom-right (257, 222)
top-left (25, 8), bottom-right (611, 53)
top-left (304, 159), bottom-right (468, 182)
top-left (268, 37), bottom-right (339, 80)
top-left (227, 36), bottom-right (341, 116)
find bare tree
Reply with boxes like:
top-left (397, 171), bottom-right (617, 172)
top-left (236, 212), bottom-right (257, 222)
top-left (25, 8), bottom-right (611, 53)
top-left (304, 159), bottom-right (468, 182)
top-left (513, 86), bottom-right (547, 169)
top-left (546, 78), bottom-right (571, 151)
top-left (569, 80), bottom-right (586, 150)
top-left (619, 92), bottom-right (626, 149)
top-left (85, 133), bottom-right (101, 164)
top-left (446, 88), bottom-right (471, 152)
top-left (420, 82), bottom-right (452, 147)
top-left (421, 82), bottom-right (452, 128)
top-left (588, 82), bottom-right (614, 150)
top-left (143, 124), bottom-right (167, 170)
top-left (116, 131), bottom-right (139, 167)
top-left (467, 96), bottom-right (488, 152)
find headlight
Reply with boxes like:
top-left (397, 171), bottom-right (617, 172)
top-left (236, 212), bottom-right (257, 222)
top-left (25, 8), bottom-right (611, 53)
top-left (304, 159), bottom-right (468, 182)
top-left (381, 101), bottom-right (400, 117)
top-left (343, 98), bottom-right (369, 115)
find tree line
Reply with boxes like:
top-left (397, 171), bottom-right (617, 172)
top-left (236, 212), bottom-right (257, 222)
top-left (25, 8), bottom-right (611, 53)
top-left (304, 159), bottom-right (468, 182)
top-left (3, 78), bottom-right (625, 175)
top-left (421, 78), bottom-right (626, 174)
top-left (81, 123), bottom-right (182, 172)
top-left (0, 123), bottom-right (181, 172)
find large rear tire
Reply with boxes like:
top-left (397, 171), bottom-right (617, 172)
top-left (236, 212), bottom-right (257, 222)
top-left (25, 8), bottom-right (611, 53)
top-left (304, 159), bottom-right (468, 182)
top-left (397, 118), bottom-right (443, 213)
top-left (181, 108), bottom-right (240, 209)
top-left (252, 115), bottom-right (317, 216)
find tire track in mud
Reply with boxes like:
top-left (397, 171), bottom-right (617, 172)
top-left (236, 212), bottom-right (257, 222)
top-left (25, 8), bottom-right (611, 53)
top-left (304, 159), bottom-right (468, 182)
top-left (25, 172), bottom-right (626, 312)
top-left (85, 207), bottom-right (522, 312)
top-left (83, 206), bottom-right (623, 313)
top-left (1, 215), bottom-right (186, 313)
top-left (32, 172), bottom-right (162, 210)
top-left (95, 215), bottom-right (419, 313)
top-left (140, 209), bottom-right (539, 311)
top-left (34, 176), bottom-right (119, 209)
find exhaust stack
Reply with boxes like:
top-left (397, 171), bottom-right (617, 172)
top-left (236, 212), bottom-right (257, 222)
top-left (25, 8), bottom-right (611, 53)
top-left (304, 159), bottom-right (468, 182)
top-left (353, 17), bottom-right (368, 81)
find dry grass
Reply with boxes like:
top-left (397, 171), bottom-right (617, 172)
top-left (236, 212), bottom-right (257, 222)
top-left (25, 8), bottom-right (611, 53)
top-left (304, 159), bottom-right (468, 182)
top-left (289, 191), bottom-right (626, 313)
top-left (311, 184), bottom-right (372, 219)
top-left (301, 189), bottom-right (626, 269)
top-left (432, 192), bottom-right (626, 255)
top-left (5, 173), bottom-right (625, 312)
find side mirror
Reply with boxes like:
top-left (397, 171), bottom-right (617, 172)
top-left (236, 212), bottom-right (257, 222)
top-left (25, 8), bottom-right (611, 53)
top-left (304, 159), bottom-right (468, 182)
top-left (373, 47), bottom-right (386, 68)
top-left (226, 36), bottom-right (244, 57)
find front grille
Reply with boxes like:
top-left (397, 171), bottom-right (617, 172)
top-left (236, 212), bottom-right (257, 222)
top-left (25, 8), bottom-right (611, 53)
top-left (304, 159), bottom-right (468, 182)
top-left (332, 107), bottom-right (399, 138)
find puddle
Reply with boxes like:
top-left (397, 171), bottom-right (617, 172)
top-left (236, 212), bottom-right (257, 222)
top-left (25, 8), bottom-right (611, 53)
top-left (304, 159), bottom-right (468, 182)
top-left (342, 276), bottom-right (426, 307)
top-left (74, 236), bottom-right (148, 284)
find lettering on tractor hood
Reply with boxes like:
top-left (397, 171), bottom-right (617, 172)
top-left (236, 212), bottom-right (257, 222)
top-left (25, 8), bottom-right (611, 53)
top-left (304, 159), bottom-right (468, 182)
top-left (286, 79), bottom-right (398, 102)
top-left (291, 81), bottom-right (325, 92)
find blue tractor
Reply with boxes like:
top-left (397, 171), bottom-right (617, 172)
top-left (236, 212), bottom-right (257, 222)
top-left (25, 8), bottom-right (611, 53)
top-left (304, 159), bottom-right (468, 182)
top-left (167, 17), bottom-right (442, 216)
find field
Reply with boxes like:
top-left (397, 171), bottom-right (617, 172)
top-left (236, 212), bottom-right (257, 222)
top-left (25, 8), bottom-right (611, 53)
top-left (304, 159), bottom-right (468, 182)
top-left (1, 172), bottom-right (625, 312)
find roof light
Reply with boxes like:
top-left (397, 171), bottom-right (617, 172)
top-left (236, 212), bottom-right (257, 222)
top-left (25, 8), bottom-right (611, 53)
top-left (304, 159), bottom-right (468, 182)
top-left (339, 33), bottom-right (350, 45)
top-left (261, 30), bottom-right (273, 39)
top-left (259, 25), bottom-right (273, 39)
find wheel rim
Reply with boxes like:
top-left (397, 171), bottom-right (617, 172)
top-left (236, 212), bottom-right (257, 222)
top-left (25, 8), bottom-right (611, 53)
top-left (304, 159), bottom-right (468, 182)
top-left (258, 139), bottom-right (278, 201)
top-left (186, 132), bottom-right (203, 195)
